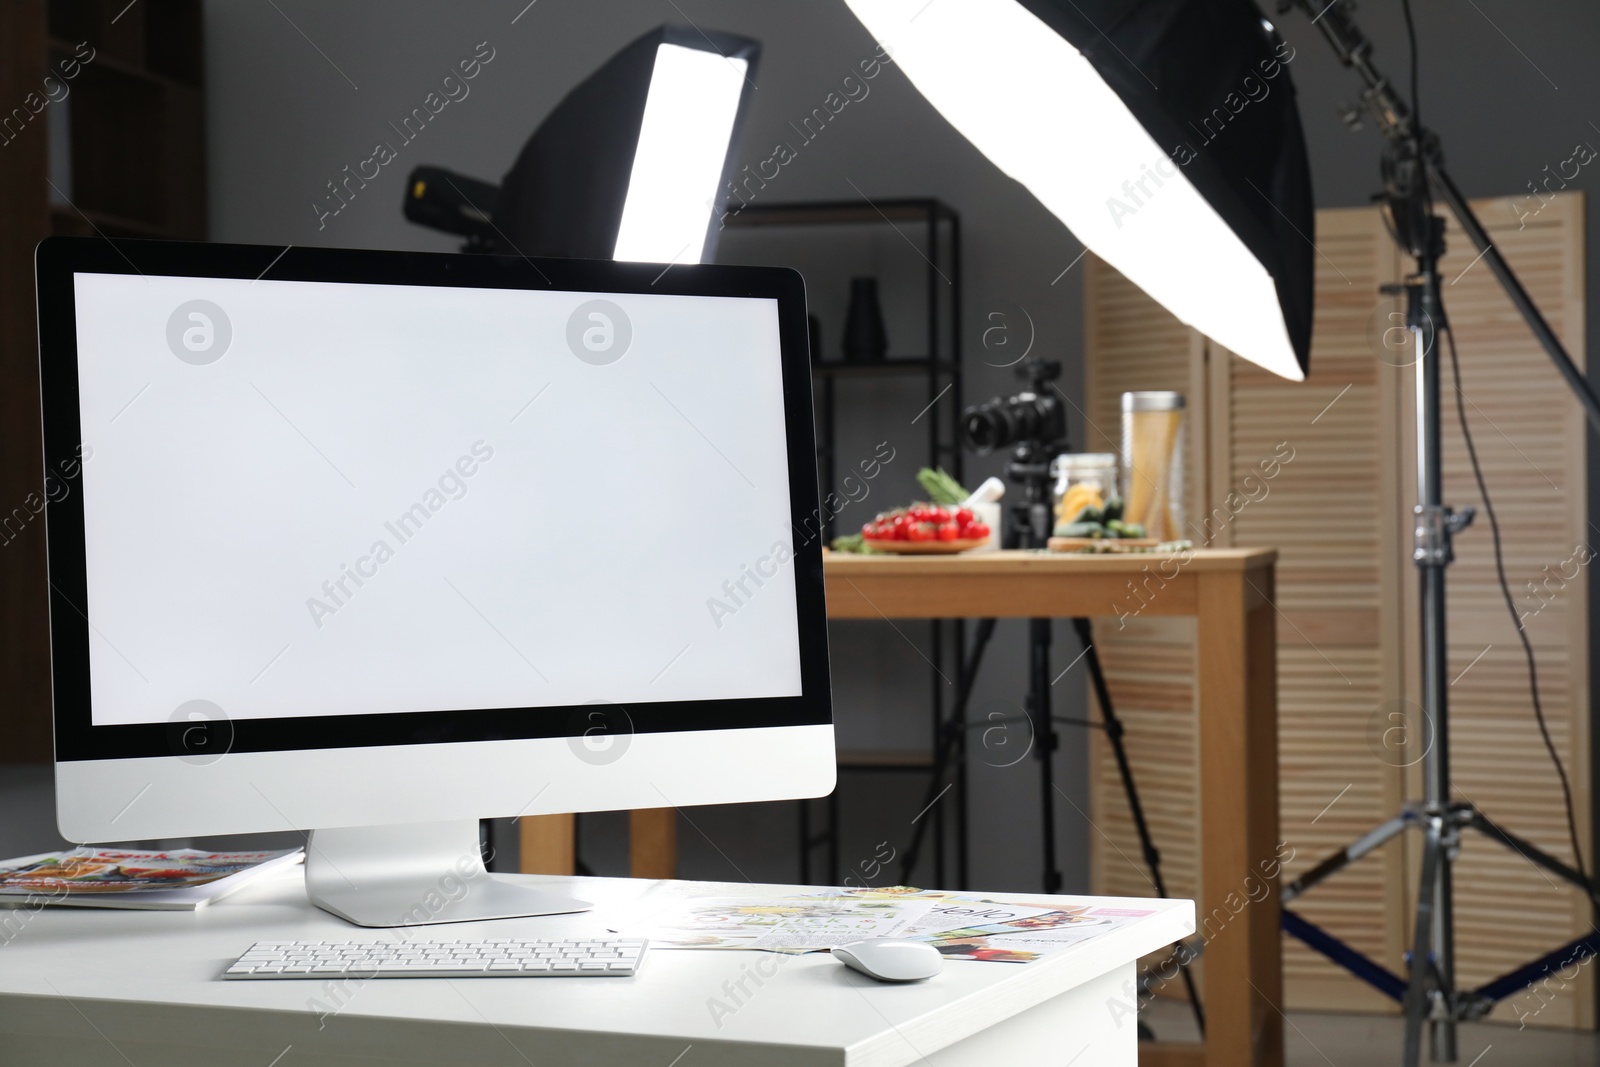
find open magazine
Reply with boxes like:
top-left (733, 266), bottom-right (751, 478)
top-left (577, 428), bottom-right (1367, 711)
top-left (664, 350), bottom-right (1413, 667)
top-left (0, 848), bottom-right (303, 911)
top-left (632, 894), bottom-right (936, 950)
top-left (630, 885), bottom-right (1156, 962)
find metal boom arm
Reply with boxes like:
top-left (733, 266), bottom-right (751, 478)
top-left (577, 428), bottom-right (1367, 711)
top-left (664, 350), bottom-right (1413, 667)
top-left (1283, 0), bottom-right (1600, 431)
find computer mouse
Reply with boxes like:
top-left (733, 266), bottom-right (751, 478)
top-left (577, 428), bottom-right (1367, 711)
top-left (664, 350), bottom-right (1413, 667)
top-left (832, 938), bottom-right (943, 982)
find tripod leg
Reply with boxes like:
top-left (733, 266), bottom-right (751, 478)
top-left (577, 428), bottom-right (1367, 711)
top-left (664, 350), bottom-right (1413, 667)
top-left (1071, 617), bottom-right (1204, 1035)
top-left (1282, 812), bottom-right (1414, 903)
top-left (1031, 616), bottom-right (1059, 893)
top-left (957, 642), bottom-right (971, 890)
top-left (1470, 809), bottom-right (1599, 896)
top-left (1072, 619), bottom-right (1165, 894)
top-left (897, 617), bottom-right (998, 884)
top-left (828, 783), bottom-right (840, 886)
top-left (1431, 827), bottom-right (1458, 1063)
top-left (799, 799), bottom-right (810, 884)
top-left (1403, 815), bottom-right (1443, 1067)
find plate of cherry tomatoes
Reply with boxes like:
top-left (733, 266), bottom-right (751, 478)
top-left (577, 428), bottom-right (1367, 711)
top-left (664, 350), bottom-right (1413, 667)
top-left (861, 505), bottom-right (992, 554)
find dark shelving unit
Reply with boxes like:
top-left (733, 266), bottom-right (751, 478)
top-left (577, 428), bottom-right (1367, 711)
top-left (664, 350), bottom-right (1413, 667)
top-left (0, 0), bottom-right (208, 762)
top-left (723, 198), bottom-right (967, 888)
top-left (726, 199), bottom-right (962, 544)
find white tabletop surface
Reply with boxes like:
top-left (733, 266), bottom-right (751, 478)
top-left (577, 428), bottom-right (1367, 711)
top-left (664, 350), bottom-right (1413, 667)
top-left (0, 868), bottom-right (1193, 1066)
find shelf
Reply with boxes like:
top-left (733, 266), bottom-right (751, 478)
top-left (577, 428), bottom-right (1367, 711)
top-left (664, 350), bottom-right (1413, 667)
top-left (812, 359), bottom-right (956, 378)
top-left (48, 37), bottom-right (181, 88)
top-left (47, 0), bottom-right (204, 87)
top-left (724, 198), bottom-right (958, 228)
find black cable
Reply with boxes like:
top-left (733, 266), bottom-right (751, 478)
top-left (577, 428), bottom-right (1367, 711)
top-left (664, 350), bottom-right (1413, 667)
top-left (1401, 0), bottom-right (1421, 137)
top-left (1400, 0), bottom-right (1434, 221)
top-left (1444, 323), bottom-right (1597, 911)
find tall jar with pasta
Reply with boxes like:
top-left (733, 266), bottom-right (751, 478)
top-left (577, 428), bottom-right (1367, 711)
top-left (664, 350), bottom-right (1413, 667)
top-left (1120, 391), bottom-right (1185, 542)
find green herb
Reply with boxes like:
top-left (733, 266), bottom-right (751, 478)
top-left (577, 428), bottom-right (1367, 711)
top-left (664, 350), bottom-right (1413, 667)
top-left (917, 467), bottom-right (969, 506)
top-left (830, 533), bottom-right (882, 554)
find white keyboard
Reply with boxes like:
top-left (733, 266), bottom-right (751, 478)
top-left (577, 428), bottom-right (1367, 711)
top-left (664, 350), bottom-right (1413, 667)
top-left (223, 937), bottom-right (648, 979)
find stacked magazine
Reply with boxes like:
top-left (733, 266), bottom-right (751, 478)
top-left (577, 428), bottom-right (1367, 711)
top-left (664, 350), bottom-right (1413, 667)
top-left (0, 847), bottom-right (303, 911)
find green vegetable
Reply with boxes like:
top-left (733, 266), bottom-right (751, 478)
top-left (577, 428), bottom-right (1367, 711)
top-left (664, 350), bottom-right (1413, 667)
top-left (1071, 505), bottom-right (1103, 525)
top-left (1104, 519), bottom-right (1146, 539)
top-left (1102, 496), bottom-right (1124, 522)
top-left (830, 533), bottom-right (881, 554)
top-left (1054, 521), bottom-right (1104, 538)
top-left (917, 467), bottom-right (969, 506)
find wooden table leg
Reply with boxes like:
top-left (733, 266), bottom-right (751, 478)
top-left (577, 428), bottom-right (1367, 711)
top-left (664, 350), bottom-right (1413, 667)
top-left (519, 813), bottom-right (575, 875)
top-left (1196, 567), bottom-right (1283, 1067)
top-left (629, 808), bottom-right (678, 879)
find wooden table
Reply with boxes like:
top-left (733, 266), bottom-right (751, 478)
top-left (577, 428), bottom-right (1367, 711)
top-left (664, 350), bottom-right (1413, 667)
top-left (524, 547), bottom-right (1281, 1067)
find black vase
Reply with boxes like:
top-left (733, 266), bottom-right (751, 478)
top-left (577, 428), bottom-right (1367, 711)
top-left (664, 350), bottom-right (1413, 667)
top-left (841, 277), bottom-right (888, 363)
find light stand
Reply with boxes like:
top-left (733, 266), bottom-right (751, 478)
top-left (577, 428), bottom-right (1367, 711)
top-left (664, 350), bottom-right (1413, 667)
top-left (1280, 2), bottom-right (1600, 1062)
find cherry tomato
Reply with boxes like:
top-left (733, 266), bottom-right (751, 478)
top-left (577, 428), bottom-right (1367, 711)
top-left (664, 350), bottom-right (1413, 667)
top-left (937, 522), bottom-right (959, 541)
top-left (908, 522), bottom-right (936, 542)
top-left (956, 508), bottom-right (975, 526)
top-left (969, 522), bottom-right (991, 540)
top-left (930, 507), bottom-right (950, 524)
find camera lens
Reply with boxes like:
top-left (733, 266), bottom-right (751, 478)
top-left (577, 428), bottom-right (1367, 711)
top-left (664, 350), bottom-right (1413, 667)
top-left (962, 407), bottom-right (1006, 452)
top-left (959, 392), bottom-right (1065, 454)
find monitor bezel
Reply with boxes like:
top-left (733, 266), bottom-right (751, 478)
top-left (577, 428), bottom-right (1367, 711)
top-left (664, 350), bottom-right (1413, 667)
top-left (37, 236), bottom-right (831, 763)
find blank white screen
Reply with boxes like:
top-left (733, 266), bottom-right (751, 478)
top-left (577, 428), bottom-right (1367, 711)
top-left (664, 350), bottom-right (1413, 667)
top-left (72, 273), bottom-right (801, 726)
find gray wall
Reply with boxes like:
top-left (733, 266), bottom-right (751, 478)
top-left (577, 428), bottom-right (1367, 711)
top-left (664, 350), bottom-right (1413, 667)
top-left (198, 0), bottom-right (1600, 893)
top-left (203, 0), bottom-right (1090, 892)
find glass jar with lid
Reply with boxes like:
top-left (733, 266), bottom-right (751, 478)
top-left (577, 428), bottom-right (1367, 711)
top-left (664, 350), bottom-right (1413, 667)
top-left (1051, 453), bottom-right (1119, 533)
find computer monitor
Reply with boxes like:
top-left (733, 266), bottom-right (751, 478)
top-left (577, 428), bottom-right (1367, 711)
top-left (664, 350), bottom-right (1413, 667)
top-left (36, 238), bottom-right (834, 926)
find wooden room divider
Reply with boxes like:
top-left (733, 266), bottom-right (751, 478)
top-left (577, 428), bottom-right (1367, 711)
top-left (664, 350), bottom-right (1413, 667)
top-left (1083, 192), bottom-right (1591, 1027)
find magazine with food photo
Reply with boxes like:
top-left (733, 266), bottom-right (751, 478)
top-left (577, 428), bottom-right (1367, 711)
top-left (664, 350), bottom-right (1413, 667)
top-left (0, 848), bottom-right (304, 911)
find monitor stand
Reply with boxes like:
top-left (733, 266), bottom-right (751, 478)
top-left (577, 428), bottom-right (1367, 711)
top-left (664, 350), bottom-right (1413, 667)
top-left (305, 819), bottom-right (593, 928)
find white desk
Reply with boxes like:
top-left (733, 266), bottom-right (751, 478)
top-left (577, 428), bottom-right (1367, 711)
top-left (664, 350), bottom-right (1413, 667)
top-left (0, 868), bottom-right (1193, 1066)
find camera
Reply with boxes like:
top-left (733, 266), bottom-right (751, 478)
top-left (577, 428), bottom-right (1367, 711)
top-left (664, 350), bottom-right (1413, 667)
top-left (959, 362), bottom-right (1067, 454)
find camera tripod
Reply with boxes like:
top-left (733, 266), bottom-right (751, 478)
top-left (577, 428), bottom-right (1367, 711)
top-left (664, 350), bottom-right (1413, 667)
top-left (1281, 3), bottom-right (1600, 1062)
top-left (895, 406), bottom-right (1206, 1035)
